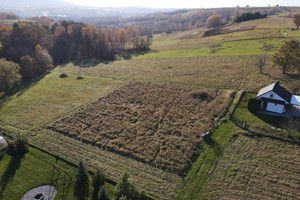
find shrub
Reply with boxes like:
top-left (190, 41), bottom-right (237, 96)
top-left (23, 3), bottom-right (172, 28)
top-left (7, 135), bottom-right (28, 155)
top-left (114, 173), bottom-right (139, 200)
top-left (190, 91), bottom-right (211, 101)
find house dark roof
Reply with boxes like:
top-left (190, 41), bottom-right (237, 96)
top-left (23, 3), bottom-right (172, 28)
top-left (257, 81), bottom-right (292, 103)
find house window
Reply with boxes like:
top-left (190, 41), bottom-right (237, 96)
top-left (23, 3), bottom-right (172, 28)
top-left (270, 93), bottom-right (274, 98)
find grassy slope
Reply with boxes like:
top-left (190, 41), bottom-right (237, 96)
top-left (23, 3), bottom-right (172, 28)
top-left (56, 16), bottom-right (300, 92)
top-left (175, 121), bottom-right (240, 199)
top-left (0, 72), bottom-right (124, 132)
top-left (177, 91), bottom-right (300, 200)
top-left (0, 72), bottom-right (181, 199)
top-left (140, 16), bottom-right (300, 58)
top-left (0, 147), bottom-right (114, 200)
top-left (201, 134), bottom-right (300, 199)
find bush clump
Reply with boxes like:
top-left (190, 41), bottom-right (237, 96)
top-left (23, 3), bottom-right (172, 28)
top-left (59, 73), bottom-right (68, 78)
top-left (7, 135), bottom-right (28, 155)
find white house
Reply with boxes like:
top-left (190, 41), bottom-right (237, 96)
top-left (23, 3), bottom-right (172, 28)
top-left (257, 81), bottom-right (300, 114)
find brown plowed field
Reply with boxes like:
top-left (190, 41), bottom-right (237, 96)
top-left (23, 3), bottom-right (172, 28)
top-left (49, 82), bottom-right (233, 174)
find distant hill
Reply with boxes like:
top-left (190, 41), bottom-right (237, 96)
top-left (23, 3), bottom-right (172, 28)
top-left (1, 0), bottom-right (74, 8)
top-left (0, 0), bottom-right (173, 19)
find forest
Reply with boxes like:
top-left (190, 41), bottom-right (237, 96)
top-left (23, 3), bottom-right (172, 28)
top-left (0, 19), bottom-right (151, 91)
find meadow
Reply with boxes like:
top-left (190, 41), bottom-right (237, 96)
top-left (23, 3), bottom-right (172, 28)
top-left (0, 72), bottom-right (124, 131)
top-left (201, 134), bottom-right (300, 199)
top-left (55, 16), bottom-right (300, 93)
top-left (0, 12), bottom-right (300, 200)
top-left (56, 55), bottom-right (280, 92)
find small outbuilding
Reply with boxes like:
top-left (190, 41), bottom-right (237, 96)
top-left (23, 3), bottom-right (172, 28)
top-left (0, 136), bottom-right (8, 151)
top-left (257, 81), bottom-right (300, 115)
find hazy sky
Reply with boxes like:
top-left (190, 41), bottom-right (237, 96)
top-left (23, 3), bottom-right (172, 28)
top-left (65, 0), bottom-right (299, 8)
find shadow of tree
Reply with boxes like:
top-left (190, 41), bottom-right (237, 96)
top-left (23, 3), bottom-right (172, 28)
top-left (119, 49), bottom-right (157, 60)
top-left (0, 153), bottom-right (24, 196)
top-left (50, 163), bottom-right (72, 200)
top-left (204, 136), bottom-right (223, 157)
top-left (61, 174), bottom-right (72, 200)
top-left (0, 72), bottom-right (50, 110)
top-left (72, 59), bottom-right (112, 68)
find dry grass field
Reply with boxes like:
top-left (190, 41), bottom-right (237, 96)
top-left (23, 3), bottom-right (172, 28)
top-left (49, 82), bottom-right (233, 175)
top-left (55, 55), bottom-right (288, 92)
top-left (55, 16), bottom-right (300, 93)
top-left (201, 134), bottom-right (300, 200)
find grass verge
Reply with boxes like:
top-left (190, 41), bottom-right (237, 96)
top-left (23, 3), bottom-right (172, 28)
top-left (175, 121), bottom-right (240, 199)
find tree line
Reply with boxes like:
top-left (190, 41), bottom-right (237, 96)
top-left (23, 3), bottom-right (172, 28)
top-left (75, 160), bottom-right (147, 200)
top-left (87, 7), bottom-right (286, 35)
top-left (0, 12), bottom-right (19, 20)
top-left (233, 11), bottom-right (267, 22)
top-left (0, 20), bottom-right (151, 92)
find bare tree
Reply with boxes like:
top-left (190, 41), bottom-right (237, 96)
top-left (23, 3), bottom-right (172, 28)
top-left (257, 55), bottom-right (267, 74)
top-left (293, 13), bottom-right (300, 30)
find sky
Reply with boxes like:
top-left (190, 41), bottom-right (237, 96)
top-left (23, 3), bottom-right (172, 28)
top-left (64, 0), bottom-right (300, 8)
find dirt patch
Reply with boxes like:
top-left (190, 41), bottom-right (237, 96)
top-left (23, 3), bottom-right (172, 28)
top-left (49, 82), bottom-right (233, 175)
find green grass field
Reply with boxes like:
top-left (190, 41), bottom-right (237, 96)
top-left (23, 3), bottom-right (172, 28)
top-left (175, 121), bottom-right (240, 200)
top-left (0, 72), bottom-right (124, 132)
top-left (0, 146), bottom-right (114, 200)
top-left (142, 16), bottom-right (300, 57)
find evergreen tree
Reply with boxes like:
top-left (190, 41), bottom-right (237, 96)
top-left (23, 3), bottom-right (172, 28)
top-left (74, 161), bottom-right (89, 200)
top-left (114, 173), bottom-right (139, 200)
top-left (98, 186), bottom-right (110, 200)
top-left (92, 170), bottom-right (106, 200)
